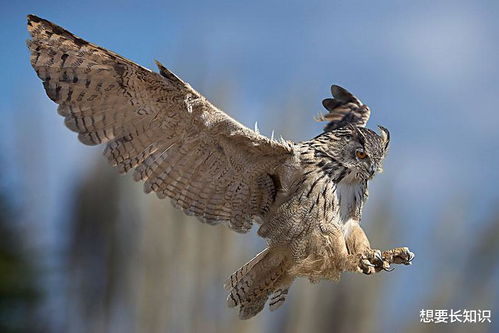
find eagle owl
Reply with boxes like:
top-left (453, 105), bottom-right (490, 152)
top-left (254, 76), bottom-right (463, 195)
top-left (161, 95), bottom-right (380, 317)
top-left (27, 15), bottom-right (414, 319)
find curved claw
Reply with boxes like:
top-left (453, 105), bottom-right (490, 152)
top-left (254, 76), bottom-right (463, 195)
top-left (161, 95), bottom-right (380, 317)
top-left (383, 265), bottom-right (395, 272)
top-left (401, 250), bottom-right (415, 265)
top-left (374, 251), bottom-right (383, 263)
top-left (361, 259), bottom-right (375, 267)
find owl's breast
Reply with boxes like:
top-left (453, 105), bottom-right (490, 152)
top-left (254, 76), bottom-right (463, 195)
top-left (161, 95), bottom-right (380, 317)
top-left (259, 169), bottom-right (367, 248)
top-left (335, 179), bottom-right (366, 223)
top-left (293, 171), bottom-right (367, 226)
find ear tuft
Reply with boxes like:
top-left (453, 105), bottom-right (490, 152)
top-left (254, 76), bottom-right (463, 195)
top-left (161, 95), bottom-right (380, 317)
top-left (377, 125), bottom-right (390, 150)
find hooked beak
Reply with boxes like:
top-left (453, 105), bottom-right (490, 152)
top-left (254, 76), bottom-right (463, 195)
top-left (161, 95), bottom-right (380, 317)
top-left (360, 166), bottom-right (375, 180)
top-left (366, 163), bottom-right (382, 180)
top-left (368, 165), bottom-right (376, 178)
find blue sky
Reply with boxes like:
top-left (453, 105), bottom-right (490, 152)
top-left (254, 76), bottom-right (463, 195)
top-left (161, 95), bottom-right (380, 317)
top-left (3, 0), bottom-right (497, 231)
top-left (1, 0), bottom-right (499, 331)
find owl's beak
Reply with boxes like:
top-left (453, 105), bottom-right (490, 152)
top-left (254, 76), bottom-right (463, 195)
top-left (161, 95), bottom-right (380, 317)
top-left (368, 165), bottom-right (376, 178)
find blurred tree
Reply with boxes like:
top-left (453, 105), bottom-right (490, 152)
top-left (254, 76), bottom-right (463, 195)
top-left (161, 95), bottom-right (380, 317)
top-left (65, 160), bottom-right (138, 333)
top-left (0, 189), bottom-right (41, 333)
top-left (405, 206), bottom-right (499, 333)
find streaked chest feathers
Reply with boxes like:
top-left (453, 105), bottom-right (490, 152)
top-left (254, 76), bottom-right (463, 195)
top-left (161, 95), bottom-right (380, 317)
top-left (295, 170), bottom-right (366, 227)
top-left (335, 177), bottom-right (365, 223)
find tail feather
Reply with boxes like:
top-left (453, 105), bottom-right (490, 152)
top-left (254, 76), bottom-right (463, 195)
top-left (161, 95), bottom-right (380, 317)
top-left (224, 248), bottom-right (269, 291)
top-left (239, 299), bottom-right (267, 320)
top-left (268, 288), bottom-right (289, 311)
top-left (225, 248), bottom-right (292, 319)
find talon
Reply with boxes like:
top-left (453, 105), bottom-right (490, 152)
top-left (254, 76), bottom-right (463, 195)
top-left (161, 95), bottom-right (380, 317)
top-left (362, 259), bottom-right (375, 267)
top-left (383, 265), bottom-right (395, 272)
top-left (403, 251), bottom-right (414, 265)
top-left (374, 251), bottom-right (383, 263)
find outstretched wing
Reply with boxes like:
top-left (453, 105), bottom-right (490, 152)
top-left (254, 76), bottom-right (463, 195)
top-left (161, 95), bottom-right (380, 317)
top-left (27, 15), bottom-right (294, 233)
top-left (316, 85), bottom-right (371, 131)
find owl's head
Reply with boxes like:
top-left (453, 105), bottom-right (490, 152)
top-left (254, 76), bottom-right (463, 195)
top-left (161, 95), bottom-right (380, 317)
top-left (330, 125), bottom-right (390, 180)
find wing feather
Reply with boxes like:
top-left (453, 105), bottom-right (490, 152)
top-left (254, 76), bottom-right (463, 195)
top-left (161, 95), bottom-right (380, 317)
top-left (316, 84), bottom-right (371, 131)
top-left (27, 15), bottom-right (293, 233)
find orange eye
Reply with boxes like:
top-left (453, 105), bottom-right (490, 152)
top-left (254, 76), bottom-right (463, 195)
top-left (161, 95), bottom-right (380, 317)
top-left (356, 151), bottom-right (367, 159)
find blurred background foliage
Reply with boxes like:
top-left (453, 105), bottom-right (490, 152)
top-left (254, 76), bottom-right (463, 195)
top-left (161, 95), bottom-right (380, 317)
top-left (0, 189), bottom-right (41, 333)
top-left (1, 1), bottom-right (499, 332)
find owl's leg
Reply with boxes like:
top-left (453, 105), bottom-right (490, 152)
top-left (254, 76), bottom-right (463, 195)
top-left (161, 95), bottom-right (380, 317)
top-left (343, 219), bottom-right (371, 254)
top-left (317, 222), bottom-right (378, 274)
top-left (343, 219), bottom-right (398, 274)
top-left (343, 220), bottom-right (415, 274)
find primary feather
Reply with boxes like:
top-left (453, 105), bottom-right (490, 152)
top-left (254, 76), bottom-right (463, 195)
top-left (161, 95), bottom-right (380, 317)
top-left (27, 14), bottom-right (293, 233)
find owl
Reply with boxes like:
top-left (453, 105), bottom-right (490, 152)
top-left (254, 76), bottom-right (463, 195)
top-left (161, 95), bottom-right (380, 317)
top-left (27, 15), bottom-right (414, 319)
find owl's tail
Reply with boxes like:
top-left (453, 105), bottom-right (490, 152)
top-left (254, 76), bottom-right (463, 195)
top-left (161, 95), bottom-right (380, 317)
top-left (224, 248), bottom-right (293, 319)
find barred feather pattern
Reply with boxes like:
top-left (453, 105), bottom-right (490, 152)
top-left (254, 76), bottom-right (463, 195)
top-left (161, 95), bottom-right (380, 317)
top-left (27, 15), bottom-right (409, 321)
top-left (224, 248), bottom-right (292, 319)
top-left (27, 15), bottom-right (293, 233)
top-left (317, 85), bottom-right (371, 131)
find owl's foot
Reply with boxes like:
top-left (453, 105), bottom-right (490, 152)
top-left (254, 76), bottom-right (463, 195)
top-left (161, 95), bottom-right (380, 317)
top-left (358, 247), bottom-right (414, 274)
top-left (359, 249), bottom-right (385, 275)
top-left (382, 247), bottom-right (415, 266)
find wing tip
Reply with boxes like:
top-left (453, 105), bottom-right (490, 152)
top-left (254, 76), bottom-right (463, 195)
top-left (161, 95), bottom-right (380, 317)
top-left (27, 14), bottom-right (90, 48)
top-left (27, 14), bottom-right (41, 23)
top-left (27, 14), bottom-right (43, 33)
top-left (27, 14), bottom-right (53, 31)
top-left (330, 84), bottom-right (355, 102)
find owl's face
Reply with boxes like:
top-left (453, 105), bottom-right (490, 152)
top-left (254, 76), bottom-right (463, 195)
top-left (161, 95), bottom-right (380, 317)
top-left (332, 126), bottom-right (390, 180)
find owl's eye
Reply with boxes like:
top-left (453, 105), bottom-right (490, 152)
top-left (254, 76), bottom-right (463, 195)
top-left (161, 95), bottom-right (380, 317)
top-left (356, 151), bottom-right (367, 159)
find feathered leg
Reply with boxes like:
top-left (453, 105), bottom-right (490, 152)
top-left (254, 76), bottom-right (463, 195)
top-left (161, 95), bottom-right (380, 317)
top-left (343, 219), bottom-right (414, 274)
